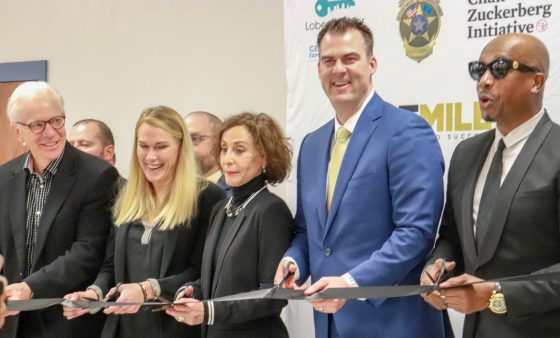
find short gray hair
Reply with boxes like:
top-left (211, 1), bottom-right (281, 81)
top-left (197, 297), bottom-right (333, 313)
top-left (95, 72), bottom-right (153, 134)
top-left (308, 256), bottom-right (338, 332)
top-left (7, 81), bottom-right (64, 122)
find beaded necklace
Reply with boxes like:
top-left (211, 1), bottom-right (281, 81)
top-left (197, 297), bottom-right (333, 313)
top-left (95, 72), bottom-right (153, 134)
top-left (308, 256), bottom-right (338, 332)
top-left (224, 185), bottom-right (267, 217)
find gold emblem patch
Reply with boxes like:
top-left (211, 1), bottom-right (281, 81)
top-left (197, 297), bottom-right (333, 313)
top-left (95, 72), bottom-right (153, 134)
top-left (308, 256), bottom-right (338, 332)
top-left (397, 0), bottom-right (443, 62)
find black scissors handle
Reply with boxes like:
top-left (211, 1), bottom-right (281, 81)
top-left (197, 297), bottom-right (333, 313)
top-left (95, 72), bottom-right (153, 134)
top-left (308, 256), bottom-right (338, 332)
top-left (424, 259), bottom-right (451, 295)
top-left (275, 262), bottom-right (295, 288)
top-left (104, 282), bottom-right (123, 302)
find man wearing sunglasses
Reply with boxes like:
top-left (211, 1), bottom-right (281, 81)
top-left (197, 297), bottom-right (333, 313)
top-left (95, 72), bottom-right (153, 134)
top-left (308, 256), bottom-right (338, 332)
top-left (422, 33), bottom-right (560, 337)
top-left (0, 81), bottom-right (119, 338)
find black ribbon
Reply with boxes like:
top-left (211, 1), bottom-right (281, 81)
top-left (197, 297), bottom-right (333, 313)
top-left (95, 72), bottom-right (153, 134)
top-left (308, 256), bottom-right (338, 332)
top-left (7, 270), bottom-right (560, 311)
top-left (7, 299), bottom-right (169, 312)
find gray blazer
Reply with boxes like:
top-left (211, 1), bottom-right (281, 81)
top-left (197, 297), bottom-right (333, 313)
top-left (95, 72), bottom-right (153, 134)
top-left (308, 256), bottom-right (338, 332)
top-left (432, 112), bottom-right (560, 338)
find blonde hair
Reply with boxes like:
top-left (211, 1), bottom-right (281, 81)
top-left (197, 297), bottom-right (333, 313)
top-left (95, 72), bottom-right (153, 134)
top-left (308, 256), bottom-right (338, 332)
top-left (113, 106), bottom-right (203, 230)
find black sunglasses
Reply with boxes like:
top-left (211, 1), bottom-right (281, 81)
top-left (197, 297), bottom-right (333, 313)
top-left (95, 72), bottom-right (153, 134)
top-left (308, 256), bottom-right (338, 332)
top-left (468, 58), bottom-right (539, 81)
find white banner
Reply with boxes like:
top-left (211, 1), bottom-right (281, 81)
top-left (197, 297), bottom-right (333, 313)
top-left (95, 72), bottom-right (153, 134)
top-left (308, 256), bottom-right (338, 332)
top-left (283, 1), bottom-right (558, 337)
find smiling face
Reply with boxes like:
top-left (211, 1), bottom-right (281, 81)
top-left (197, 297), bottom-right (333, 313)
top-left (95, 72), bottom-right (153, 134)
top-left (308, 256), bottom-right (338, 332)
top-left (136, 123), bottom-right (181, 193)
top-left (318, 28), bottom-right (376, 122)
top-left (219, 125), bottom-right (265, 187)
top-left (11, 92), bottom-right (66, 173)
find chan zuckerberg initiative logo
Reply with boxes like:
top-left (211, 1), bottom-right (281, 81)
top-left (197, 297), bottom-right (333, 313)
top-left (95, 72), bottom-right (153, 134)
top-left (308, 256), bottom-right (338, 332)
top-left (315, 0), bottom-right (355, 17)
top-left (397, 0), bottom-right (443, 62)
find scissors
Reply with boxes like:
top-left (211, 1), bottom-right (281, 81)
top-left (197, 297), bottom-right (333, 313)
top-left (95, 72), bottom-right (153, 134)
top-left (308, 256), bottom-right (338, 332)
top-left (423, 259), bottom-right (452, 295)
top-left (275, 262), bottom-right (295, 288)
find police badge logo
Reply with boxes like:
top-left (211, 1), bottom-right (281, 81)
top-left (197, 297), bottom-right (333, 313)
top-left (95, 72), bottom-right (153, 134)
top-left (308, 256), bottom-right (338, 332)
top-left (397, 0), bottom-right (443, 62)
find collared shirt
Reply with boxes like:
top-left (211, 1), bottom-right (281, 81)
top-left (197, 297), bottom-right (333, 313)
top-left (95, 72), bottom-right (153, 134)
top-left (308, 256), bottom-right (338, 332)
top-left (328, 88), bottom-right (375, 181)
top-left (332, 88), bottom-right (375, 141)
top-left (24, 150), bottom-right (64, 276)
top-left (206, 170), bottom-right (222, 184)
top-left (472, 108), bottom-right (545, 235)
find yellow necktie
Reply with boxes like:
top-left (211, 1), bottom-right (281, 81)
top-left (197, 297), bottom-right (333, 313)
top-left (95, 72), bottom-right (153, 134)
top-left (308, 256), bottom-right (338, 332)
top-left (327, 127), bottom-right (351, 211)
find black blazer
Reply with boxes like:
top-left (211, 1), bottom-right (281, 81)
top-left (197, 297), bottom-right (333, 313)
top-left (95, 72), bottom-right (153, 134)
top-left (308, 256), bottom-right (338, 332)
top-left (95, 183), bottom-right (224, 338)
top-left (0, 143), bottom-right (119, 338)
top-left (432, 113), bottom-right (560, 338)
top-left (187, 189), bottom-right (294, 338)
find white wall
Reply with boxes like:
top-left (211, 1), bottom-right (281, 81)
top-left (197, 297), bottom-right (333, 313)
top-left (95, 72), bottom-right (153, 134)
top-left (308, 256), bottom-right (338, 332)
top-left (0, 0), bottom-right (287, 188)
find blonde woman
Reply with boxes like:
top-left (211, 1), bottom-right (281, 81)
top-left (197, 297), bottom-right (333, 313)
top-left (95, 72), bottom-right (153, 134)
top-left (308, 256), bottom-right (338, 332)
top-left (64, 106), bottom-right (224, 338)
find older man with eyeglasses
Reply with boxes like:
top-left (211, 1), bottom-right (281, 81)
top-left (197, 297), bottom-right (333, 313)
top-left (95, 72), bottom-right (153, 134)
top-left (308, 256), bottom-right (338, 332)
top-left (422, 33), bottom-right (560, 338)
top-left (0, 81), bottom-right (119, 338)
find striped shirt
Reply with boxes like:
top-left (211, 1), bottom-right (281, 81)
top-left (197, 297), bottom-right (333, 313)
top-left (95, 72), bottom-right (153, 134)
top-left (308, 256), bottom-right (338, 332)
top-left (23, 150), bottom-right (64, 276)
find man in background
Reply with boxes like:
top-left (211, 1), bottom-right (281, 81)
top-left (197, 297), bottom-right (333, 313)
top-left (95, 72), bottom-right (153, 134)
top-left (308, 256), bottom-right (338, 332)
top-left (68, 119), bottom-right (116, 166)
top-left (184, 111), bottom-right (229, 193)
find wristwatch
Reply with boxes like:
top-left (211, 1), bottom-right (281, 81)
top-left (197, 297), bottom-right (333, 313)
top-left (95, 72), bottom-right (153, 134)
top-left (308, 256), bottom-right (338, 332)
top-left (488, 282), bottom-right (507, 314)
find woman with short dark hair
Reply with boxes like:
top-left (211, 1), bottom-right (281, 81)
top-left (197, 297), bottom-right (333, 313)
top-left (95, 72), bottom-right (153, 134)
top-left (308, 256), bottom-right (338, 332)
top-left (166, 112), bottom-right (294, 338)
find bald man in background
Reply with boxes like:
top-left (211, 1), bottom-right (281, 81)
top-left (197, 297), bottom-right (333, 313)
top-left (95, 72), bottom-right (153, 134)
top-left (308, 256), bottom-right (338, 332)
top-left (184, 111), bottom-right (229, 193)
top-left (422, 33), bottom-right (560, 337)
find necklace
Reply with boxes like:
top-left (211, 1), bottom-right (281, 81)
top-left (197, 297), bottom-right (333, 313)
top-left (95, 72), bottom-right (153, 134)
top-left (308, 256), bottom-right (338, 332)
top-left (224, 185), bottom-right (267, 217)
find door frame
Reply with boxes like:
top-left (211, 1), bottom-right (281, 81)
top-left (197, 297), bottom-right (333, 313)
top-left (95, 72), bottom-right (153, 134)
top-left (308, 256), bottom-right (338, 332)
top-left (0, 60), bottom-right (47, 82)
top-left (0, 60), bottom-right (47, 164)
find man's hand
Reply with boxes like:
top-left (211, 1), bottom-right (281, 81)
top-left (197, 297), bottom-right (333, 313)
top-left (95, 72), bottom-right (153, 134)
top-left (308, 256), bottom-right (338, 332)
top-left (62, 289), bottom-right (98, 319)
top-left (274, 260), bottom-right (298, 288)
top-left (439, 273), bottom-right (494, 314)
top-left (305, 276), bottom-right (348, 313)
top-left (420, 258), bottom-right (456, 310)
top-left (5, 282), bottom-right (32, 316)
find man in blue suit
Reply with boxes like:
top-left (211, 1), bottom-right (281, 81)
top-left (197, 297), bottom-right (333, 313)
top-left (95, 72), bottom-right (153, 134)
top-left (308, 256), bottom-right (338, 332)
top-left (275, 17), bottom-right (448, 338)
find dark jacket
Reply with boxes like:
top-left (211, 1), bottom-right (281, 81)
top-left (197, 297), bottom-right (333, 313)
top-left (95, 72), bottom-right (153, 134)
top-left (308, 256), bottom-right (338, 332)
top-left (432, 113), bottom-right (560, 338)
top-left (187, 189), bottom-right (294, 338)
top-left (95, 183), bottom-right (224, 338)
top-left (0, 143), bottom-right (119, 338)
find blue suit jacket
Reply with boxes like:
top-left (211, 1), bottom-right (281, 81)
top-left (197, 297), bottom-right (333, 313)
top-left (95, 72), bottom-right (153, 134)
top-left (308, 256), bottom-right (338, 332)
top-left (285, 93), bottom-right (449, 338)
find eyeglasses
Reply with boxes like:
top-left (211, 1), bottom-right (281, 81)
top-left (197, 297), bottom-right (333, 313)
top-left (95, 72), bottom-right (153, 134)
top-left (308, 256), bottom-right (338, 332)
top-left (17, 115), bottom-right (66, 134)
top-left (468, 58), bottom-right (540, 81)
top-left (190, 134), bottom-right (209, 145)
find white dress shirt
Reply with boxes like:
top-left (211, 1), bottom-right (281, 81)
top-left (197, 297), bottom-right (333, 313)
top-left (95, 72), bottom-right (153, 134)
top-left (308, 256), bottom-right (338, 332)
top-left (472, 108), bottom-right (545, 235)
